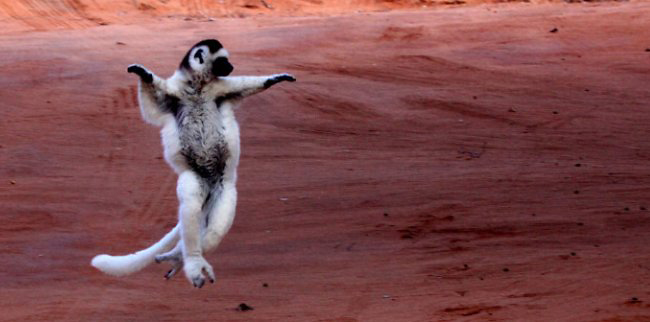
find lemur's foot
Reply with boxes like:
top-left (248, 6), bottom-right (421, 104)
top-left (127, 64), bottom-right (153, 83)
top-left (164, 262), bottom-right (183, 280)
top-left (264, 73), bottom-right (296, 88)
top-left (184, 256), bottom-right (216, 288)
top-left (155, 247), bottom-right (181, 263)
top-left (155, 248), bottom-right (183, 280)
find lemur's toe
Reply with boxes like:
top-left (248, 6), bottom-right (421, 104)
top-left (192, 276), bottom-right (205, 288)
top-left (203, 266), bottom-right (216, 283)
top-left (164, 268), bottom-right (176, 280)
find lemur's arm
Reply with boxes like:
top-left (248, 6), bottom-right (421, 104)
top-left (127, 64), bottom-right (170, 126)
top-left (209, 74), bottom-right (296, 102)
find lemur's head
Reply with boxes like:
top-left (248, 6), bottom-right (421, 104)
top-left (180, 39), bottom-right (233, 80)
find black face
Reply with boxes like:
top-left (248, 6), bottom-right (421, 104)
top-left (212, 56), bottom-right (233, 77)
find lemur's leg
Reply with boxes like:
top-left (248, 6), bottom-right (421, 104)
top-left (211, 74), bottom-right (296, 101)
top-left (155, 183), bottom-right (236, 279)
top-left (127, 64), bottom-right (169, 125)
top-left (176, 171), bottom-right (216, 288)
top-left (201, 181), bottom-right (237, 253)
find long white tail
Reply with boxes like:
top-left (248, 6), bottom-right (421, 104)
top-left (91, 224), bottom-right (180, 276)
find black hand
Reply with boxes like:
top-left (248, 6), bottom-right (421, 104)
top-left (275, 74), bottom-right (296, 82)
top-left (127, 64), bottom-right (153, 84)
top-left (264, 74), bottom-right (296, 88)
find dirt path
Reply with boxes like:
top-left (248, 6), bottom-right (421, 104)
top-left (1, 2), bottom-right (650, 321)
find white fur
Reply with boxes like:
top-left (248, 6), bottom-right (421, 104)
top-left (91, 223), bottom-right (180, 276)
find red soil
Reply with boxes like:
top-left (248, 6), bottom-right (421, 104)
top-left (1, 1), bottom-right (650, 321)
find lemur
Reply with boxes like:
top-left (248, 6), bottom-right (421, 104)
top-left (91, 39), bottom-right (295, 288)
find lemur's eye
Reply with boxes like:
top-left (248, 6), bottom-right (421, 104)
top-left (194, 49), bottom-right (204, 64)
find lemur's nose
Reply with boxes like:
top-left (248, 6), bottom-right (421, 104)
top-left (223, 62), bottom-right (233, 76)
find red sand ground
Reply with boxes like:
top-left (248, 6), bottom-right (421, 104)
top-left (1, 1), bottom-right (650, 321)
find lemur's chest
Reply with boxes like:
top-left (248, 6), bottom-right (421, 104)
top-left (175, 98), bottom-right (234, 181)
top-left (177, 101), bottom-right (223, 140)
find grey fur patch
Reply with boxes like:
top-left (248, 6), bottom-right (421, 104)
top-left (161, 94), bottom-right (181, 117)
top-left (214, 92), bottom-right (242, 108)
top-left (175, 99), bottom-right (229, 186)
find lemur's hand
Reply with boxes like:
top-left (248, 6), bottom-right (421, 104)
top-left (275, 73), bottom-right (296, 82)
top-left (264, 73), bottom-right (296, 88)
top-left (127, 64), bottom-right (153, 84)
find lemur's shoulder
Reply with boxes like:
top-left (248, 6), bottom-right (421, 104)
top-left (201, 78), bottom-right (234, 101)
top-left (163, 70), bottom-right (189, 97)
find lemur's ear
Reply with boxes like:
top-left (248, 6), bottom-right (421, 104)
top-left (193, 49), bottom-right (205, 64)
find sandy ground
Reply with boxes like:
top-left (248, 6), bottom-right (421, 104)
top-left (1, 1), bottom-right (650, 321)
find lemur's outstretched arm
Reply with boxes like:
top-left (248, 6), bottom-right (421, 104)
top-left (208, 74), bottom-right (296, 102)
top-left (128, 64), bottom-right (170, 126)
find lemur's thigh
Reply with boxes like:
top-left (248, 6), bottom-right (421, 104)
top-left (202, 181), bottom-right (238, 253)
top-left (176, 171), bottom-right (208, 257)
top-left (176, 171), bottom-right (216, 287)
